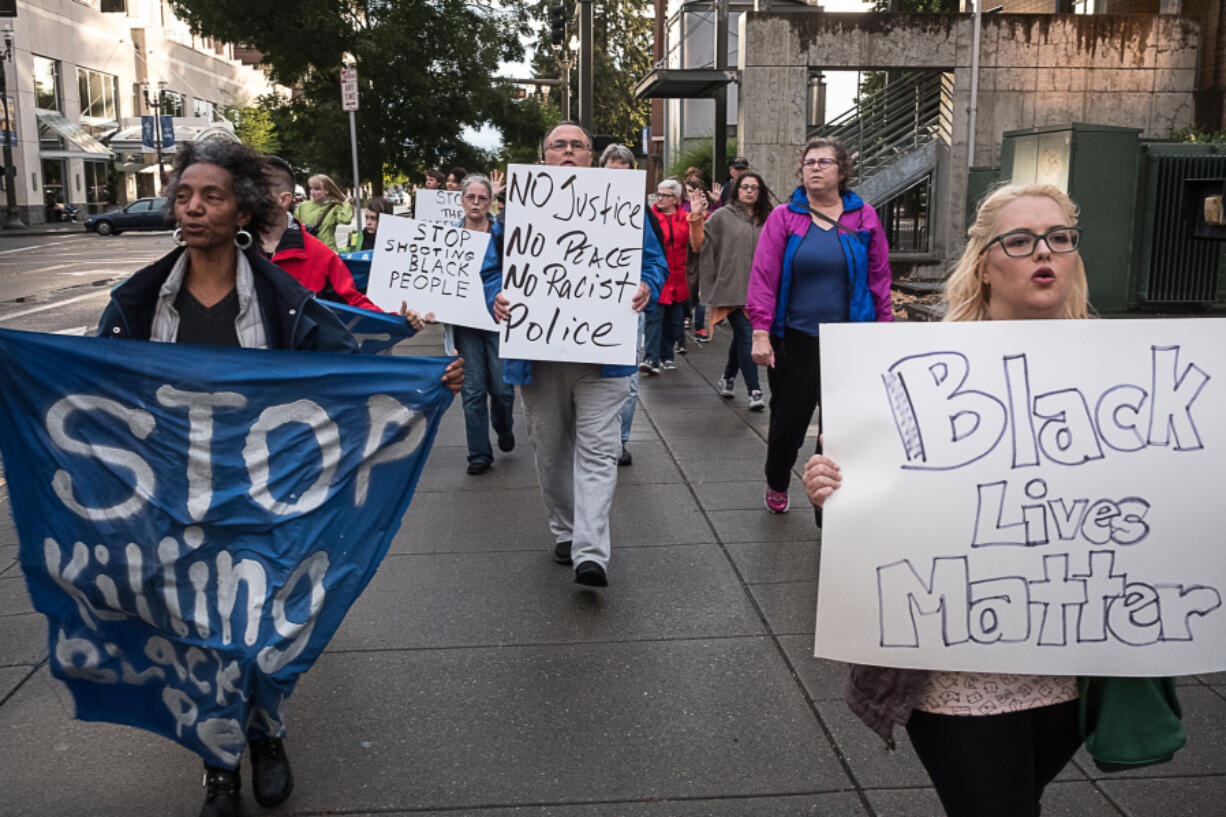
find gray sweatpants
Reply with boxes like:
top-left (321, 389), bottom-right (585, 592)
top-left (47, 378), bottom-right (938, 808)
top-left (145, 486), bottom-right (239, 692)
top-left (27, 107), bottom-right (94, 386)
top-left (520, 361), bottom-right (628, 572)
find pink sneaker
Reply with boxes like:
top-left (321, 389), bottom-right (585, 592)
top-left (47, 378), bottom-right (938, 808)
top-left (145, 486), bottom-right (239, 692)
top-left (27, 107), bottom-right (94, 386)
top-left (765, 488), bottom-right (790, 514)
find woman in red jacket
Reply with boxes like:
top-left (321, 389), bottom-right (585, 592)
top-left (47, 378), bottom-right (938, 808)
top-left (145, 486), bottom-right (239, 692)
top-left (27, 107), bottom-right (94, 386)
top-left (641, 179), bottom-right (691, 373)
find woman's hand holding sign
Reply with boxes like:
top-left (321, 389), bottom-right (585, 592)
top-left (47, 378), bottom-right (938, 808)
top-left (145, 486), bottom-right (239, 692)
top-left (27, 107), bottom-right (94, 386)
top-left (802, 439), bottom-right (841, 509)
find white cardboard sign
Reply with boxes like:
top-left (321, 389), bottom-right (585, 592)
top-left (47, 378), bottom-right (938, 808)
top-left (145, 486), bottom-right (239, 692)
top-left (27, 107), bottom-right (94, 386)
top-left (414, 189), bottom-right (464, 224)
top-left (499, 164), bottom-right (645, 365)
top-left (814, 318), bottom-right (1226, 677)
top-left (363, 215), bottom-right (496, 330)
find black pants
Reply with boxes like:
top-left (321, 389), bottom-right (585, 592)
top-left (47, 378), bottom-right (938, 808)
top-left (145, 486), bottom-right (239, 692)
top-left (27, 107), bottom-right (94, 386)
top-left (905, 700), bottom-right (1082, 817)
top-left (765, 328), bottom-right (822, 492)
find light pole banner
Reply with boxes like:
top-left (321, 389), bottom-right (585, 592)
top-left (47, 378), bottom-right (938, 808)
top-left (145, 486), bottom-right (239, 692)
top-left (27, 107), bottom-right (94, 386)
top-left (499, 164), bottom-right (645, 365)
top-left (413, 190), bottom-right (463, 224)
top-left (814, 318), bottom-right (1226, 677)
top-left (0, 328), bottom-right (453, 765)
top-left (363, 215), bottom-right (496, 331)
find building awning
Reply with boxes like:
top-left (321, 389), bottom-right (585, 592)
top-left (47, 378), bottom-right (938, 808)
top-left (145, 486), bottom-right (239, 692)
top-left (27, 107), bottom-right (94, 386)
top-left (37, 112), bottom-right (114, 156)
top-left (105, 119), bottom-right (235, 154)
top-left (634, 68), bottom-right (738, 100)
top-left (113, 161), bottom-right (161, 174)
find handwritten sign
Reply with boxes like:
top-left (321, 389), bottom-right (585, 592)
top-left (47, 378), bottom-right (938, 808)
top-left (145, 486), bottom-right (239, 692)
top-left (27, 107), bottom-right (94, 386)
top-left (501, 164), bottom-right (645, 365)
top-left (363, 215), bottom-right (495, 330)
top-left (0, 328), bottom-right (453, 764)
top-left (814, 318), bottom-right (1226, 677)
top-left (414, 189), bottom-right (463, 223)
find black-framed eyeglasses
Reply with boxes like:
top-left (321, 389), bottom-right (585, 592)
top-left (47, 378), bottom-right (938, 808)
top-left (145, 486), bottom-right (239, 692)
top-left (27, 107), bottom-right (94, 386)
top-left (545, 139), bottom-right (591, 152)
top-left (982, 226), bottom-right (1083, 257)
top-left (802, 157), bottom-right (837, 169)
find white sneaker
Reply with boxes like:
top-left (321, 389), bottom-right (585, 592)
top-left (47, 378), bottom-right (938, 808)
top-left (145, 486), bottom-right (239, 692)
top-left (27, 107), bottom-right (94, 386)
top-left (661, 360), bottom-right (678, 371)
top-left (718, 377), bottom-right (735, 398)
top-left (748, 390), bottom-right (765, 411)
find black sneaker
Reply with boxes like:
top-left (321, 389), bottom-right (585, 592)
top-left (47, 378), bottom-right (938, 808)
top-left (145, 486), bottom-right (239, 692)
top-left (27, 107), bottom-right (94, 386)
top-left (553, 540), bottom-right (573, 565)
top-left (574, 561), bottom-right (608, 587)
top-left (497, 432), bottom-right (515, 453)
top-left (200, 765), bottom-right (241, 817)
top-left (248, 737), bottom-right (294, 807)
top-left (618, 444), bottom-right (632, 467)
top-left (467, 460), bottom-right (492, 475)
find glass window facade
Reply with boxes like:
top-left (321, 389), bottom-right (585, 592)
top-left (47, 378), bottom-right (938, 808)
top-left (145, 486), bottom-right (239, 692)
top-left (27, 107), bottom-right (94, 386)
top-left (83, 159), bottom-right (111, 206)
top-left (33, 56), bottom-right (59, 111)
top-left (192, 98), bottom-right (215, 120)
top-left (78, 68), bottom-right (118, 121)
top-left (160, 90), bottom-right (185, 117)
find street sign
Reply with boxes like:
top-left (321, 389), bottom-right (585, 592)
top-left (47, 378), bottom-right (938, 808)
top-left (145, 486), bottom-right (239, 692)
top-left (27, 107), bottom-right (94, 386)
top-left (341, 67), bottom-right (359, 112)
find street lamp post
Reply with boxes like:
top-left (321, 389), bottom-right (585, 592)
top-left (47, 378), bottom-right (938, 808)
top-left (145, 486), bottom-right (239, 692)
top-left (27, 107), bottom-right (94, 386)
top-left (141, 81), bottom-right (167, 187)
top-left (0, 27), bottom-right (25, 229)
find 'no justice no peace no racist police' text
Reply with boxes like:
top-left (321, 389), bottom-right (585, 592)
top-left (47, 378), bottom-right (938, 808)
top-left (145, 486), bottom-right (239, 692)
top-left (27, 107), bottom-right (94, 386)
top-left (501, 169), bottom-right (645, 349)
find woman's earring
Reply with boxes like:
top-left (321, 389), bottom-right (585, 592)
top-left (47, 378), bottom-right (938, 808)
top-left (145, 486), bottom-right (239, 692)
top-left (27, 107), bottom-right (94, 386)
top-left (172, 227), bottom-right (186, 247)
top-left (234, 228), bottom-right (253, 250)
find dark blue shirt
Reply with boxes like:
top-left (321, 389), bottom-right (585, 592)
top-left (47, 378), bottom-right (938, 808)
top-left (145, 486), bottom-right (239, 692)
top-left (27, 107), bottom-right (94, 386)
top-left (785, 222), bottom-right (848, 337)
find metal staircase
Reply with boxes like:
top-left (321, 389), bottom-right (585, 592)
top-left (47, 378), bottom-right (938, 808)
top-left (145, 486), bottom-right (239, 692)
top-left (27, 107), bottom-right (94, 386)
top-left (809, 71), bottom-right (948, 194)
top-left (808, 72), bottom-right (952, 259)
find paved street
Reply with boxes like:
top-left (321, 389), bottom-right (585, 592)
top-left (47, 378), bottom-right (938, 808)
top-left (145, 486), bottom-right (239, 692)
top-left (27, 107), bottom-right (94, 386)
top-left (0, 230), bottom-right (170, 336)
top-left (1, 307), bottom-right (1225, 815)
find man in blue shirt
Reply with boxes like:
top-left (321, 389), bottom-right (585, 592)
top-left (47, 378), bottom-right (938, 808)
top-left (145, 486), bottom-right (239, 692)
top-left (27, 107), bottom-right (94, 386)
top-left (483, 122), bottom-right (668, 587)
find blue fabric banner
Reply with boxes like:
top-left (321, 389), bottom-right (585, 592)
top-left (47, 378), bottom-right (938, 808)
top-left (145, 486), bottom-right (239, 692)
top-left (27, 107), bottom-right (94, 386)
top-left (0, 328), bottom-right (453, 767)
top-left (319, 299), bottom-right (413, 355)
top-left (339, 249), bottom-right (372, 291)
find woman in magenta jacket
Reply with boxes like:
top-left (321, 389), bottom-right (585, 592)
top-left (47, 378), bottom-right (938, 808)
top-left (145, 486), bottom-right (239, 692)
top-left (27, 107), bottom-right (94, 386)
top-left (745, 137), bottom-right (893, 514)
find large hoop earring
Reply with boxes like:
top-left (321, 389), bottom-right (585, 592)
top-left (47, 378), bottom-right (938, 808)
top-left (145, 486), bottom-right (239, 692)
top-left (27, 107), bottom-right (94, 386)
top-left (234, 229), bottom-right (253, 250)
top-left (172, 227), bottom-right (186, 247)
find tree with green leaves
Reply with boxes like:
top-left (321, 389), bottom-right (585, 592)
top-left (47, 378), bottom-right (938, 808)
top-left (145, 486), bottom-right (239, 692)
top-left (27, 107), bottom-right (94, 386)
top-left (524, 0), bottom-right (652, 154)
top-left (169, 0), bottom-right (547, 191)
top-left (232, 105), bottom-right (280, 155)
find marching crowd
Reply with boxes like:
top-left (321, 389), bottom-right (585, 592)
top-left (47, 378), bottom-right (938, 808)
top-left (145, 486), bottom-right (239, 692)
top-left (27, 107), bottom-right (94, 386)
top-left (84, 118), bottom-right (1110, 817)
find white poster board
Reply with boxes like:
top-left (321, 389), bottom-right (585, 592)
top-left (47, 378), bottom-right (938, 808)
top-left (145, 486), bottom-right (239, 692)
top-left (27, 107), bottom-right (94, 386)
top-left (814, 318), bottom-right (1226, 677)
top-left (414, 189), bottom-right (464, 224)
top-left (499, 164), bottom-right (645, 365)
top-left (363, 215), bottom-right (496, 330)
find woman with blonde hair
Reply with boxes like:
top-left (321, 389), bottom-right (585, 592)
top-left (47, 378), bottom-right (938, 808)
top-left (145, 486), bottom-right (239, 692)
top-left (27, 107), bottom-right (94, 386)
top-left (293, 173), bottom-right (354, 253)
top-left (803, 182), bottom-right (1089, 817)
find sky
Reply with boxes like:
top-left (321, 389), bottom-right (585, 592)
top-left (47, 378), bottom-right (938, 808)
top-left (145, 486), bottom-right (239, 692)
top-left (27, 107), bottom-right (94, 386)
top-left (463, 0), bottom-right (873, 151)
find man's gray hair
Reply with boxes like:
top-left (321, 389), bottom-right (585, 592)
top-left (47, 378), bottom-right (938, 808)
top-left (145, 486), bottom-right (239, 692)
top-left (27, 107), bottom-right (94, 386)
top-left (543, 120), bottom-right (593, 150)
top-left (599, 143), bottom-right (636, 168)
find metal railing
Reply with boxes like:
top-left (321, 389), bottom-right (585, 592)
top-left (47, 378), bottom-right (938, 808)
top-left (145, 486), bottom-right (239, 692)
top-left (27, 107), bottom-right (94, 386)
top-left (809, 71), bottom-right (947, 188)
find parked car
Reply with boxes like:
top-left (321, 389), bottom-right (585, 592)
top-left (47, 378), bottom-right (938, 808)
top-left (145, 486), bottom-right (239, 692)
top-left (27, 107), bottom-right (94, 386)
top-left (84, 197), bottom-right (174, 236)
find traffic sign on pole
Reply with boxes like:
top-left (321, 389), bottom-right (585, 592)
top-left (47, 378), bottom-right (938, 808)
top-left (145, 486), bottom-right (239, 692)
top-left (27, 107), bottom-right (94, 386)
top-left (341, 67), bottom-right (359, 112)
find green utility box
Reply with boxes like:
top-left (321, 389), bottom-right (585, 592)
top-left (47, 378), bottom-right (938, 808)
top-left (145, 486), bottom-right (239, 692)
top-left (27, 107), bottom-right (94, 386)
top-left (998, 123), bottom-right (1226, 313)
top-left (999, 123), bottom-right (1141, 314)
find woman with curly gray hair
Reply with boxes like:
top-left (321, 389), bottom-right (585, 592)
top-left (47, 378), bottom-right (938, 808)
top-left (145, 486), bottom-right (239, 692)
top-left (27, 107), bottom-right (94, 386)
top-left (95, 138), bottom-right (357, 817)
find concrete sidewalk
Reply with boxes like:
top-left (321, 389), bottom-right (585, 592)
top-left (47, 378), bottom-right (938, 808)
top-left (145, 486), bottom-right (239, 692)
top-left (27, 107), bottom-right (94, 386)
top-left (0, 324), bottom-right (1223, 816)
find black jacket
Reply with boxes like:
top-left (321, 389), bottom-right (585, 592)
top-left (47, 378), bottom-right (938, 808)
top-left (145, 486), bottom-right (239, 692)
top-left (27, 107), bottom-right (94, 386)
top-left (97, 246), bottom-right (358, 354)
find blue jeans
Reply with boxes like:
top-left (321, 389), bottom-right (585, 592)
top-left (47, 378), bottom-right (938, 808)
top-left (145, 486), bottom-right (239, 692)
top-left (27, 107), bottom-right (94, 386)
top-left (644, 301), bottom-right (686, 364)
top-left (452, 325), bottom-right (514, 464)
top-left (620, 312), bottom-right (645, 442)
top-left (690, 296), bottom-right (706, 335)
top-left (722, 308), bottom-right (760, 392)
